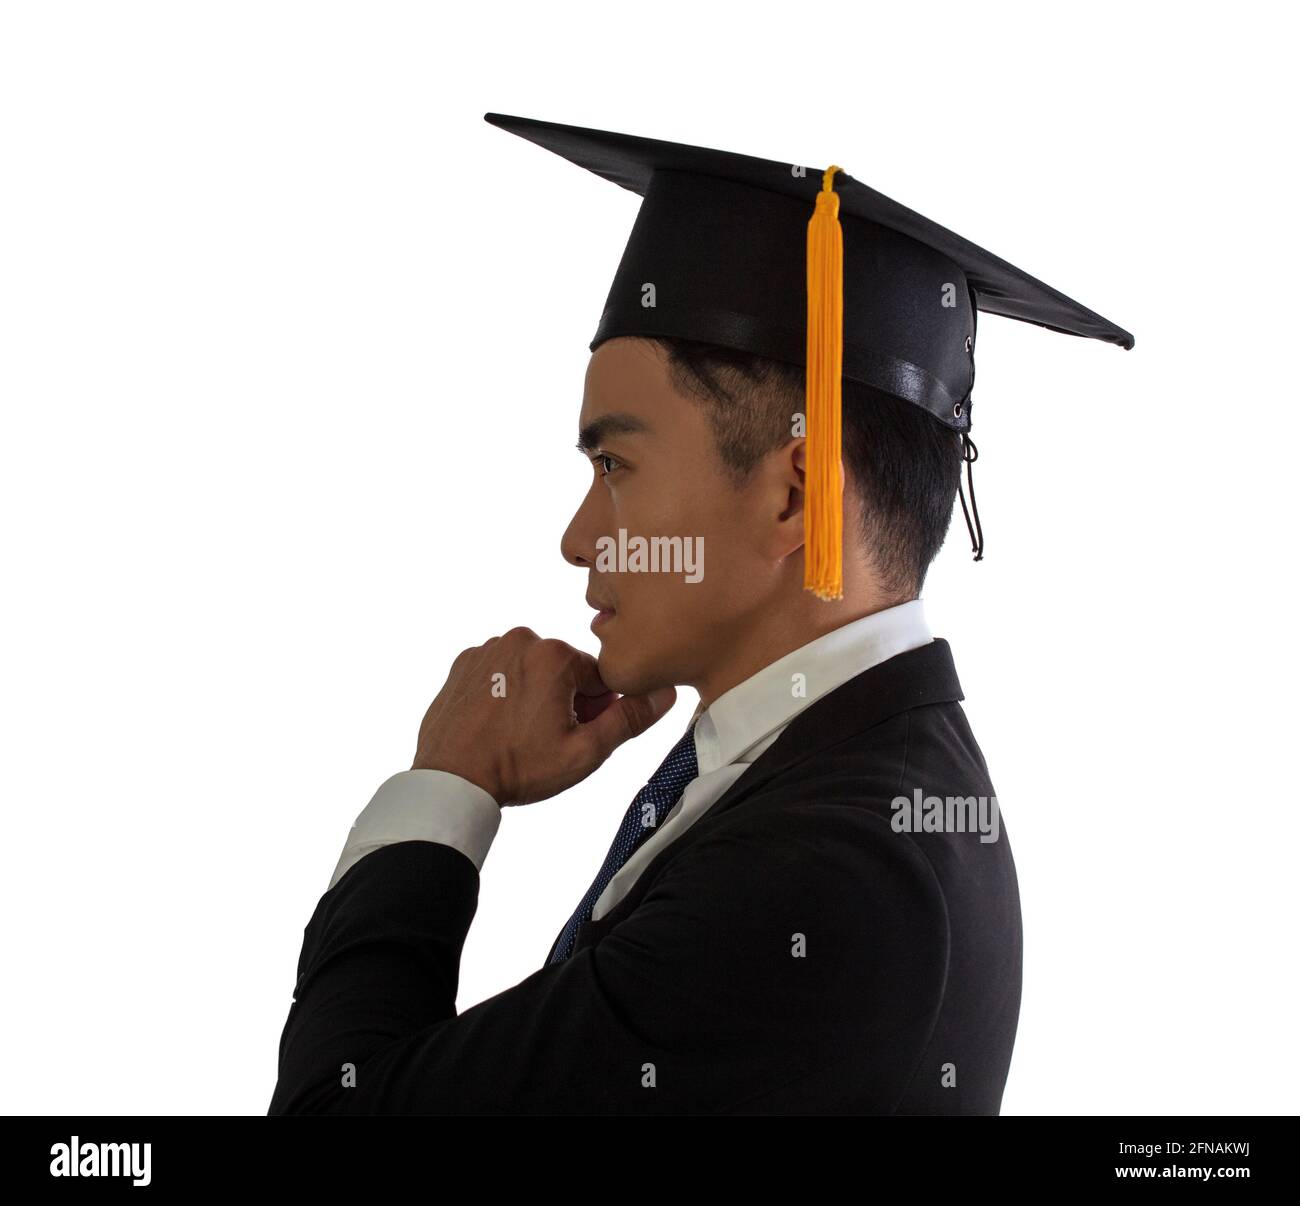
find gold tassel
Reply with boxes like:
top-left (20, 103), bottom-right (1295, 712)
top-left (805, 165), bottom-right (844, 601)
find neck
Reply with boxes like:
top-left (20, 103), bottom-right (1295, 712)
top-left (691, 584), bottom-right (908, 710)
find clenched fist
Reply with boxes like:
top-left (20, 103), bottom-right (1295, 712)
top-left (411, 627), bottom-right (677, 806)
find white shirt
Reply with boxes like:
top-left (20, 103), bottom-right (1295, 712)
top-left (328, 598), bottom-right (934, 919)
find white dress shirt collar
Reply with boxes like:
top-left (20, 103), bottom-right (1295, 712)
top-left (690, 597), bottom-right (933, 775)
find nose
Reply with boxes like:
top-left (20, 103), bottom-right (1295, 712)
top-left (560, 480), bottom-right (603, 569)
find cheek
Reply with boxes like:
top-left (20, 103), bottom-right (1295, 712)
top-left (610, 480), bottom-right (688, 533)
top-left (606, 479), bottom-right (764, 614)
top-left (631, 480), bottom-right (733, 545)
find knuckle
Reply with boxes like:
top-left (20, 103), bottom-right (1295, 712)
top-left (535, 637), bottom-right (572, 661)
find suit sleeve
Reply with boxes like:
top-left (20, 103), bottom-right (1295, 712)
top-left (267, 797), bottom-right (950, 1114)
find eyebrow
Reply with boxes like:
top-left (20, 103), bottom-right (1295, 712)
top-left (575, 411), bottom-right (651, 453)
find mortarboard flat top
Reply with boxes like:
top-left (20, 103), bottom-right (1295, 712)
top-left (483, 110), bottom-right (1133, 435)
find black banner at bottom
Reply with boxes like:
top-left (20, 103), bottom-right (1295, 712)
top-left (7, 1114), bottom-right (1295, 1191)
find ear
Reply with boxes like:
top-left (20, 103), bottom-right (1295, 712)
top-left (766, 437), bottom-right (806, 559)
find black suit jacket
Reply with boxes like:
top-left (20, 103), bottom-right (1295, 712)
top-left (268, 637), bottom-right (1023, 1114)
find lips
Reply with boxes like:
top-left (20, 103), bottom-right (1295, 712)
top-left (587, 593), bottom-right (616, 631)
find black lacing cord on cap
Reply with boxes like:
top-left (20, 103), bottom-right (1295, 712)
top-left (957, 433), bottom-right (984, 561)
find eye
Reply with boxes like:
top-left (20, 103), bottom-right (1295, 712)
top-left (592, 452), bottom-right (622, 478)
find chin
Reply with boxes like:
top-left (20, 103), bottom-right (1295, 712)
top-left (596, 634), bottom-right (677, 698)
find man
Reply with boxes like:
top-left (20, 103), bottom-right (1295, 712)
top-left (267, 114), bottom-right (1133, 1115)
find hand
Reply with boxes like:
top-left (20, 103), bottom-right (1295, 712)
top-left (411, 627), bottom-right (677, 806)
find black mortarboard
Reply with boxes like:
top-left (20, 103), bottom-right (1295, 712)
top-left (484, 111), bottom-right (1134, 597)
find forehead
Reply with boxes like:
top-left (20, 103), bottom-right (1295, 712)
top-left (579, 338), bottom-right (677, 428)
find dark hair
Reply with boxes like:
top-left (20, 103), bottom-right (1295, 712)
top-left (651, 335), bottom-right (963, 598)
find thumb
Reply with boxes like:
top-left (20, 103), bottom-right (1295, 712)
top-left (576, 685), bottom-right (677, 764)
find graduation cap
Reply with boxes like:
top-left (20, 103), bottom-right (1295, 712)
top-left (484, 112), bottom-right (1134, 598)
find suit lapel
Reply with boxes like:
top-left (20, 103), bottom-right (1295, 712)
top-left (683, 636), bottom-right (965, 831)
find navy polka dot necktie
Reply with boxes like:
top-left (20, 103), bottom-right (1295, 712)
top-left (548, 719), bottom-right (699, 965)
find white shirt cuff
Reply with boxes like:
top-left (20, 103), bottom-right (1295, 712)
top-left (328, 769), bottom-right (502, 892)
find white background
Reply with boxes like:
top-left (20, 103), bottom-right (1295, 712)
top-left (1, 0), bottom-right (1295, 1115)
